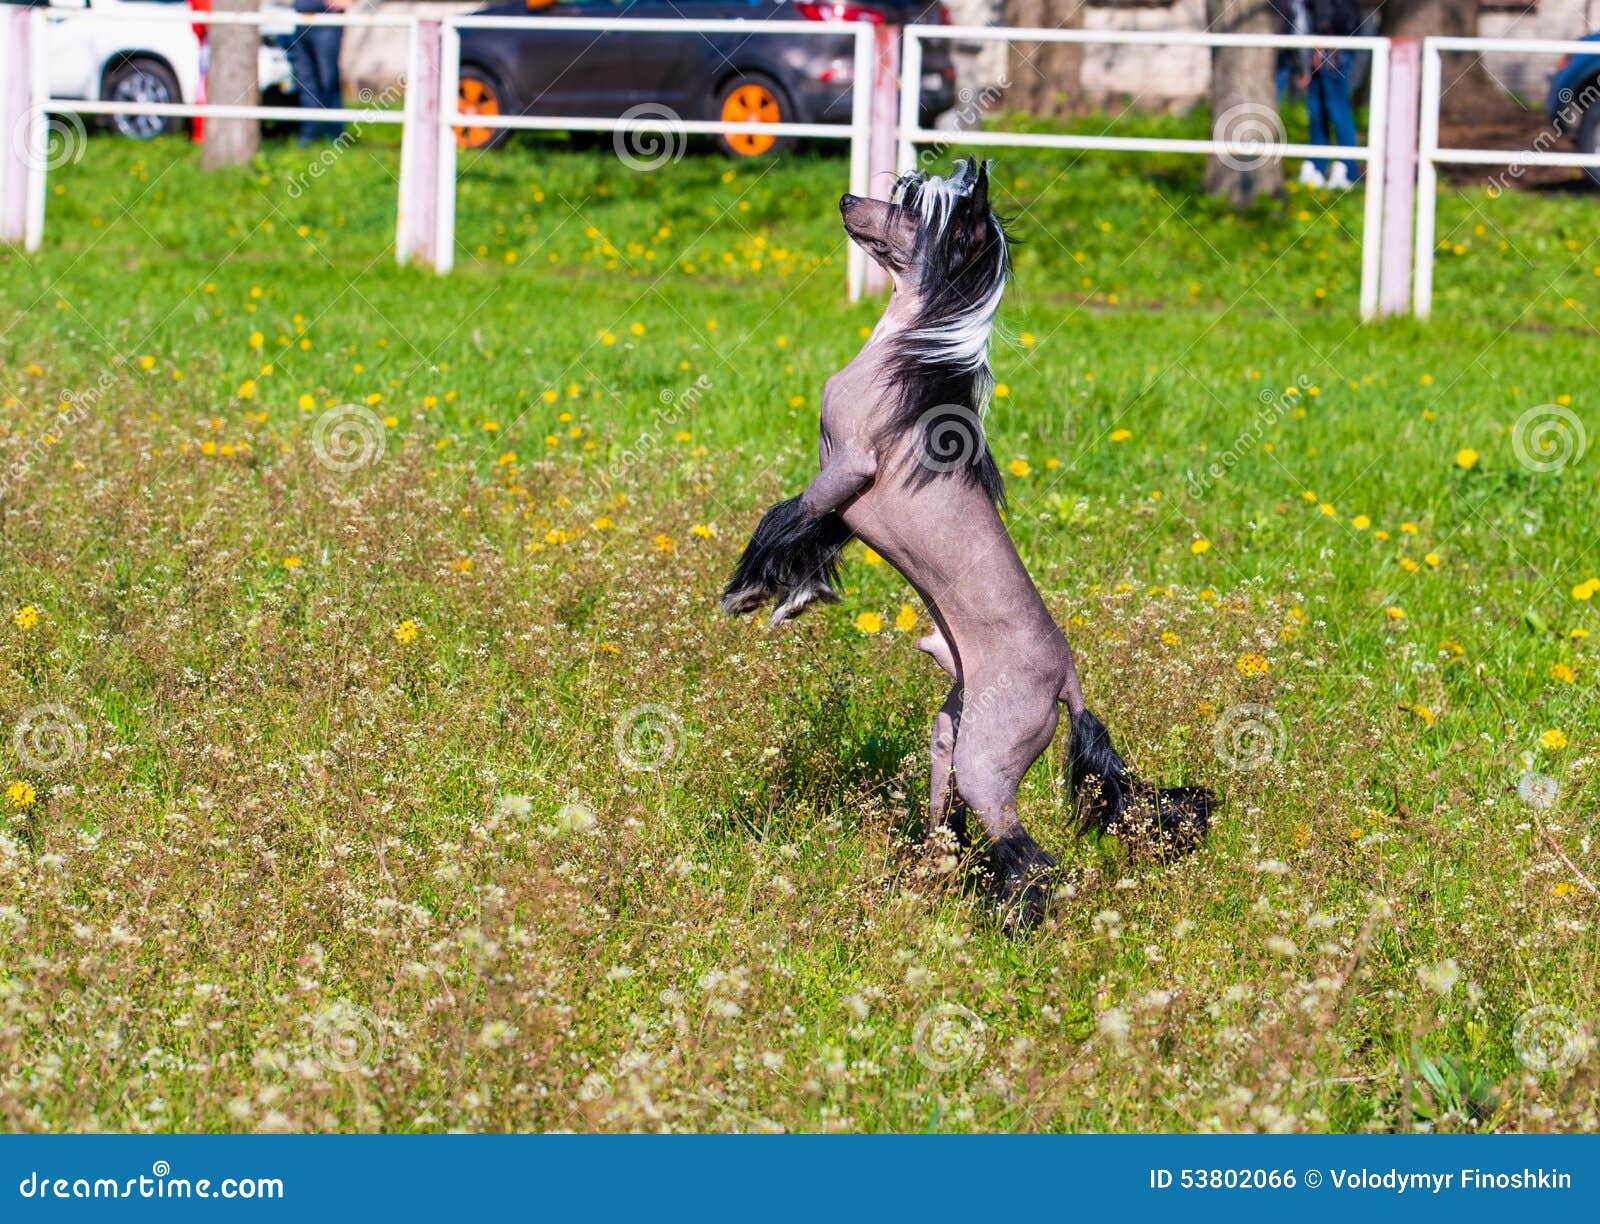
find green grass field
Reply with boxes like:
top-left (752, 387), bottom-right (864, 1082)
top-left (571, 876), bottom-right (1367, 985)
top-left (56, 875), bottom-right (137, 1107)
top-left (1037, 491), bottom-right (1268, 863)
top-left (0, 119), bottom-right (1596, 1132)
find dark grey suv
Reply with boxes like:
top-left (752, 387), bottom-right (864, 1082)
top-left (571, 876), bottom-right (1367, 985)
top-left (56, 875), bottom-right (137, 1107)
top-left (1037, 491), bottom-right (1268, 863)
top-left (454, 0), bottom-right (956, 155)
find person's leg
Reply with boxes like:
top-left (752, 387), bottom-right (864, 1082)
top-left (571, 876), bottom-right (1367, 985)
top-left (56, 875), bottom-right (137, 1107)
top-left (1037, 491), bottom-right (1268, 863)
top-left (1306, 69), bottom-right (1330, 177)
top-left (311, 27), bottom-right (346, 141)
top-left (1325, 54), bottom-right (1360, 180)
top-left (288, 31), bottom-right (323, 144)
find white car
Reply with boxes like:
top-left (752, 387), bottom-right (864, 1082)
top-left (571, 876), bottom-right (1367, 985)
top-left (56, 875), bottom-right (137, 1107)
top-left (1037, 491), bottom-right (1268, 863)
top-left (45, 0), bottom-right (298, 139)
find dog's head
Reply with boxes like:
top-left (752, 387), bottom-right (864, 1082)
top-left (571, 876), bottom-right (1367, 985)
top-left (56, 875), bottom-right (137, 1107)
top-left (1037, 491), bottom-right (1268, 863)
top-left (839, 157), bottom-right (1005, 298)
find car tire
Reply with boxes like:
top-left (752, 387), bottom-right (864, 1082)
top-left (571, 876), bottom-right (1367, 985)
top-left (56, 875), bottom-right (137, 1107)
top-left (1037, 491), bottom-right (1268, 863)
top-left (102, 58), bottom-right (183, 140)
top-left (1579, 102), bottom-right (1600, 188)
top-left (456, 65), bottom-right (510, 152)
top-left (711, 73), bottom-right (794, 159)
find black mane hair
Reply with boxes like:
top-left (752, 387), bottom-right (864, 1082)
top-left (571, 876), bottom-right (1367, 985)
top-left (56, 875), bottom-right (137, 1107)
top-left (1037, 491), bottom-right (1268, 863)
top-left (877, 158), bottom-right (1013, 506)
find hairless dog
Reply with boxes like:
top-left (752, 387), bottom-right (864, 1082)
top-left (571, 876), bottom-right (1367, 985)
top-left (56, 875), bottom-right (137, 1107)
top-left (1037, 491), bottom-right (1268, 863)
top-left (722, 158), bottom-right (1211, 928)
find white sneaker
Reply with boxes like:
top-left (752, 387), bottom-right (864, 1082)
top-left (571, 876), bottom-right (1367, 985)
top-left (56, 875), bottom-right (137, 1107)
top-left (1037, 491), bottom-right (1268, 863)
top-left (1326, 163), bottom-right (1354, 190)
top-left (1298, 161), bottom-right (1326, 188)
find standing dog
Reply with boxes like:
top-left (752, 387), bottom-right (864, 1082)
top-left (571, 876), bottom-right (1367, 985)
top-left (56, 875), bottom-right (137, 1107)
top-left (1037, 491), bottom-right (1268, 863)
top-left (721, 158), bottom-right (1210, 927)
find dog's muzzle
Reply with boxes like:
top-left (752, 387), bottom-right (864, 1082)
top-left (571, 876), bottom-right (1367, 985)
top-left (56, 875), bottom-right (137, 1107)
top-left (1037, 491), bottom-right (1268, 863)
top-left (839, 194), bottom-right (859, 213)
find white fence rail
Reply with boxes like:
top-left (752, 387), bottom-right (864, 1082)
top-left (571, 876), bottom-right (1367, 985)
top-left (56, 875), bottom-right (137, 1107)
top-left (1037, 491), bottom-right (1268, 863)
top-left (3, 9), bottom-right (1597, 322)
top-left (1413, 35), bottom-right (1600, 318)
top-left (902, 25), bottom-right (1396, 320)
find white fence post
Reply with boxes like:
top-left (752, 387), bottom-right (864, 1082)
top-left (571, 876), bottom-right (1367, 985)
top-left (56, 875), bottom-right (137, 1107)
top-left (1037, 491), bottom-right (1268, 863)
top-left (434, 21), bottom-right (460, 274)
top-left (396, 17), bottom-right (442, 268)
top-left (1378, 35), bottom-right (1421, 318)
top-left (862, 22), bottom-right (901, 297)
top-left (1, 6), bottom-right (46, 251)
top-left (847, 25), bottom-right (873, 302)
top-left (1411, 40), bottom-right (1442, 319)
top-left (1358, 39), bottom-right (1390, 321)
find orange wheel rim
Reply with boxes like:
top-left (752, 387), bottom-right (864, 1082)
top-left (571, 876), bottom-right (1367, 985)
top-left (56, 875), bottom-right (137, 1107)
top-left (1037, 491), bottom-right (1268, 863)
top-left (721, 83), bottom-right (780, 156)
top-left (456, 78), bottom-right (500, 149)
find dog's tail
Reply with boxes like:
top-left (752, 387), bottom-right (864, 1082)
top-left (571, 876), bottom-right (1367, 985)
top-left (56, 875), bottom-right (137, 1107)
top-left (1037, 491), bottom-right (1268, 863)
top-left (1065, 707), bottom-right (1212, 850)
top-left (719, 495), bottom-right (853, 625)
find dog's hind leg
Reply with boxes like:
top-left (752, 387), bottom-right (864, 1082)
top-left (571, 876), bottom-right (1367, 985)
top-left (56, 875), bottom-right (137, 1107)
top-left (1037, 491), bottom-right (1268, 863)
top-left (951, 678), bottom-right (1061, 929)
top-left (928, 684), bottom-right (970, 849)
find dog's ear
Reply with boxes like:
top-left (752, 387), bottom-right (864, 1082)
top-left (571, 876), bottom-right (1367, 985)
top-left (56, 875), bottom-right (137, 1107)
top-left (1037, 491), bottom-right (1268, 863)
top-left (970, 160), bottom-right (991, 216)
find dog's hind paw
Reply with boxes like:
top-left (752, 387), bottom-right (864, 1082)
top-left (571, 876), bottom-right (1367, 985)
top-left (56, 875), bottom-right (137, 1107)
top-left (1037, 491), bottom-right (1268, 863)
top-left (987, 830), bottom-right (1057, 933)
top-left (719, 585), bottom-right (770, 616)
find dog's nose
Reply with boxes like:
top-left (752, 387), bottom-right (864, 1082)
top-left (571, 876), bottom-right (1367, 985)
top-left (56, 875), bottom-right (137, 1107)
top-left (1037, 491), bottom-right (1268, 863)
top-left (839, 194), bottom-right (858, 211)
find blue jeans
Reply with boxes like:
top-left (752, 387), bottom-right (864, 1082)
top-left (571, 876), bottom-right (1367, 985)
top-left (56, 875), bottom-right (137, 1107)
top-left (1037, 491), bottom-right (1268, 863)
top-left (289, 25), bottom-right (345, 142)
top-left (1306, 53), bottom-right (1358, 178)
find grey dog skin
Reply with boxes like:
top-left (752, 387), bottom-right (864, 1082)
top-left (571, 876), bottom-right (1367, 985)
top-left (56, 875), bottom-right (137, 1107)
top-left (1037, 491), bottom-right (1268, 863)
top-left (722, 160), bottom-right (1210, 927)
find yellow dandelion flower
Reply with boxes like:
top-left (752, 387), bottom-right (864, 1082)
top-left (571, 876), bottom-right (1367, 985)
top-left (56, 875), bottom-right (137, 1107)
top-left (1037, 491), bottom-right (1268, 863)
top-left (282, 556), bottom-right (302, 570)
top-left (1191, 538), bottom-right (1211, 555)
top-left (1236, 653), bottom-right (1270, 677)
top-left (1455, 448), bottom-right (1479, 470)
top-left (1008, 458), bottom-right (1031, 478)
top-left (1109, 428), bottom-right (1132, 443)
top-left (1412, 704), bottom-right (1435, 726)
top-left (1351, 515), bottom-right (1371, 530)
top-left (393, 619), bottom-right (418, 644)
top-left (994, 383), bottom-right (1010, 399)
top-left (5, 781), bottom-right (36, 809)
top-left (861, 547), bottom-right (883, 566)
top-left (691, 524), bottom-right (715, 539)
top-left (1552, 663), bottom-right (1576, 683)
top-left (855, 611), bottom-right (883, 634)
top-left (653, 534), bottom-right (676, 554)
top-left (14, 606), bottom-right (39, 631)
top-left (1385, 606), bottom-right (1407, 621)
top-left (451, 558), bottom-right (473, 573)
top-left (1539, 729), bottom-right (1568, 750)
top-left (1572, 578), bottom-right (1600, 601)
top-left (894, 604), bottom-right (917, 632)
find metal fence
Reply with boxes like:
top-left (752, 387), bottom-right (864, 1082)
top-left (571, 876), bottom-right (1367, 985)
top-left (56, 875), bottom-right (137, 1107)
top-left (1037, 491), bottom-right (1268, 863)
top-left (2, 7), bottom-right (1595, 320)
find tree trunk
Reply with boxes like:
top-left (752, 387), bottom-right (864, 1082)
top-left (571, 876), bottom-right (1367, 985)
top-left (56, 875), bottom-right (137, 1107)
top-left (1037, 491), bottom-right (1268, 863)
top-left (201, 0), bottom-right (261, 169)
top-left (1203, 0), bottom-right (1286, 206)
top-left (1383, 0), bottom-right (1506, 120)
top-left (1000, 0), bottom-right (1086, 117)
